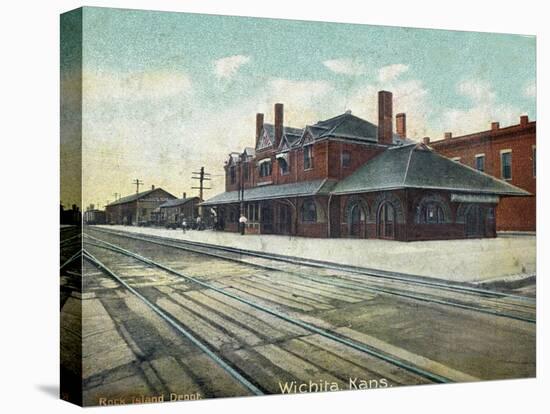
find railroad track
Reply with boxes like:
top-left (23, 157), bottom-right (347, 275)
top-left (86, 227), bottom-right (536, 324)
top-left (88, 227), bottom-right (534, 300)
top-left (83, 249), bottom-right (265, 396)
top-left (83, 234), bottom-right (459, 385)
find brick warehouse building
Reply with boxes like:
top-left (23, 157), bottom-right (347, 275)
top-left (202, 91), bottom-right (530, 241)
top-left (429, 116), bottom-right (536, 232)
top-left (106, 186), bottom-right (176, 225)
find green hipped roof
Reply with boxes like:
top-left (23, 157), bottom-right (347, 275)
top-left (201, 179), bottom-right (335, 206)
top-left (203, 144), bottom-right (529, 207)
top-left (332, 144), bottom-right (531, 196)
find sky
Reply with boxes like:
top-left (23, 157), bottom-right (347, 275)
top-left (65, 7), bottom-right (536, 208)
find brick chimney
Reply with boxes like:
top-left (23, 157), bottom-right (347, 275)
top-left (520, 115), bottom-right (529, 127)
top-left (422, 137), bottom-right (430, 145)
top-left (183, 192), bottom-right (187, 199)
top-left (151, 185), bottom-right (155, 190)
top-left (444, 132), bottom-right (452, 140)
top-left (255, 113), bottom-right (264, 148)
top-left (396, 113), bottom-right (406, 138)
top-left (274, 103), bottom-right (284, 148)
top-left (378, 91), bottom-right (393, 145)
top-left (491, 121), bottom-right (500, 131)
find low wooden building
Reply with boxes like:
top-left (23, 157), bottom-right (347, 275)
top-left (159, 196), bottom-right (200, 227)
top-left (105, 186), bottom-right (176, 225)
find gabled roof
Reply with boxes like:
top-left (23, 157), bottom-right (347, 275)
top-left (332, 144), bottom-right (531, 196)
top-left (243, 147), bottom-right (256, 157)
top-left (107, 188), bottom-right (177, 206)
top-left (159, 197), bottom-right (199, 209)
top-left (201, 179), bottom-right (335, 206)
top-left (258, 123), bottom-right (304, 150)
top-left (226, 152), bottom-right (241, 166)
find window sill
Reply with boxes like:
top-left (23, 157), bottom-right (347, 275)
top-left (304, 168), bottom-right (314, 172)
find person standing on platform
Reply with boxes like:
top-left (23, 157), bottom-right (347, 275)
top-left (239, 214), bottom-right (248, 235)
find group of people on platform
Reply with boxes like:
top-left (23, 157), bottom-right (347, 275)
top-left (180, 215), bottom-right (205, 233)
top-left (180, 213), bottom-right (248, 235)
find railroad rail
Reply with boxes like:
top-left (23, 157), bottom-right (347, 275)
top-left (89, 226), bottom-right (534, 302)
top-left (86, 228), bottom-right (536, 324)
top-left (82, 248), bottom-right (265, 396)
top-left (83, 234), bottom-right (454, 384)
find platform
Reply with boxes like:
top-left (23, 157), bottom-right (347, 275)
top-left (96, 225), bottom-right (535, 283)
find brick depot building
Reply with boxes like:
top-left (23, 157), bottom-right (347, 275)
top-left (429, 116), bottom-right (536, 232)
top-left (106, 186), bottom-right (176, 225)
top-left (202, 91), bottom-right (529, 241)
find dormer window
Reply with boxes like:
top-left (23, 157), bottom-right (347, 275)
top-left (279, 158), bottom-right (289, 175)
top-left (259, 159), bottom-right (272, 177)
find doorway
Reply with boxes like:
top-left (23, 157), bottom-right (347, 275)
top-left (260, 204), bottom-right (274, 234)
top-left (349, 204), bottom-right (362, 237)
top-left (277, 204), bottom-right (292, 235)
top-left (465, 205), bottom-right (484, 237)
top-left (377, 202), bottom-right (395, 239)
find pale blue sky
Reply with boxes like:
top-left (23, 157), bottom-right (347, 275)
top-left (74, 7), bottom-right (536, 207)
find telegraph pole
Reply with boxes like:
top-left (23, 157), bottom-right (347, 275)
top-left (132, 179), bottom-right (143, 194)
top-left (192, 167), bottom-right (211, 216)
top-left (239, 151), bottom-right (246, 215)
top-left (132, 179), bottom-right (143, 225)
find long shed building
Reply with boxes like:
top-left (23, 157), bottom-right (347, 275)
top-left (106, 186), bottom-right (176, 225)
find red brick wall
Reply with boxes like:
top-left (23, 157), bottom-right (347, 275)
top-left (226, 140), bottom-right (384, 193)
top-left (430, 121), bottom-right (536, 232)
top-left (327, 141), bottom-right (385, 180)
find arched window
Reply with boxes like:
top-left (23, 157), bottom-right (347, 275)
top-left (301, 199), bottom-right (317, 223)
top-left (415, 195), bottom-right (450, 224)
top-left (420, 202), bottom-right (445, 224)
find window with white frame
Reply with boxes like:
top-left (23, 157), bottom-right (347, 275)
top-left (259, 159), bottom-right (272, 177)
top-left (501, 150), bottom-right (512, 180)
top-left (304, 145), bottom-right (313, 170)
top-left (475, 154), bottom-right (485, 172)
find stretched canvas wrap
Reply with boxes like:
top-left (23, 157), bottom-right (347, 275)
top-left (60, 6), bottom-right (536, 407)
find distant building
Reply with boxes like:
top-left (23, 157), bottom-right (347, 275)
top-left (83, 204), bottom-right (106, 225)
top-left (159, 194), bottom-right (200, 227)
top-left (60, 204), bottom-right (81, 225)
top-left (105, 186), bottom-right (176, 225)
top-left (202, 91), bottom-right (529, 241)
top-left (429, 117), bottom-right (536, 232)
